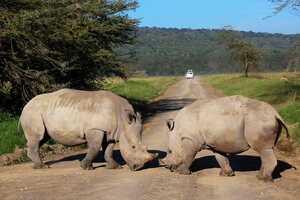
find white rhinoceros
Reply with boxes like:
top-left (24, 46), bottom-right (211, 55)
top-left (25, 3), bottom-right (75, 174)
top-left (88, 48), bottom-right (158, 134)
top-left (160, 95), bottom-right (289, 181)
top-left (20, 89), bottom-right (157, 171)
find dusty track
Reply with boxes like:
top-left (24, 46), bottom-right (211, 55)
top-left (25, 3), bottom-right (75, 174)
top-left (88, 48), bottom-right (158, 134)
top-left (1, 77), bottom-right (300, 200)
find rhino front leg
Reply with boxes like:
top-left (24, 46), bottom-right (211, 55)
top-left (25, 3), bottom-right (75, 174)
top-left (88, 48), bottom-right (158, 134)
top-left (81, 130), bottom-right (104, 170)
top-left (105, 143), bottom-right (122, 169)
top-left (215, 153), bottom-right (235, 177)
top-left (175, 137), bottom-right (198, 175)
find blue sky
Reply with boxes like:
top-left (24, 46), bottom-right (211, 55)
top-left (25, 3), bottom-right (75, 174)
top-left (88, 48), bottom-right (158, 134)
top-left (129, 0), bottom-right (300, 34)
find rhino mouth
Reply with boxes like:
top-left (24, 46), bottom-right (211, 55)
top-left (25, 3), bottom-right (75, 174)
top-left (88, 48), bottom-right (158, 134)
top-left (129, 153), bottom-right (159, 171)
top-left (159, 156), bottom-right (182, 172)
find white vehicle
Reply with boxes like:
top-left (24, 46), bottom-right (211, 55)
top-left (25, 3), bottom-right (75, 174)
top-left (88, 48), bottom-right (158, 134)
top-left (185, 69), bottom-right (194, 79)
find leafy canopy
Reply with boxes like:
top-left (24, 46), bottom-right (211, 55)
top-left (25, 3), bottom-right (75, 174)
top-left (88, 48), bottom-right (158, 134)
top-left (0, 0), bottom-right (138, 112)
top-left (269, 0), bottom-right (300, 13)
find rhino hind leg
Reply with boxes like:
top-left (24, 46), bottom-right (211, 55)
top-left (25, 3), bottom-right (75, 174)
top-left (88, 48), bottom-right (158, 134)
top-left (215, 153), bottom-right (235, 177)
top-left (27, 139), bottom-right (49, 169)
top-left (104, 143), bottom-right (122, 169)
top-left (22, 115), bottom-right (48, 169)
top-left (256, 149), bottom-right (277, 182)
top-left (81, 130), bottom-right (104, 170)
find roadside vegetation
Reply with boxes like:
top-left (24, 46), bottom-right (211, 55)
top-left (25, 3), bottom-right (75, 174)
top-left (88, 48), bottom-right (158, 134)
top-left (204, 73), bottom-right (300, 144)
top-left (102, 77), bottom-right (178, 102)
top-left (0, 76), bottom-right (178, 156)
top-left (0, 113), bottom-right (25, 155)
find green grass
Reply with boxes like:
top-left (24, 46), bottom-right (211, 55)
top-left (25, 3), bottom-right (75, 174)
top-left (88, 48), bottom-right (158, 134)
top-left (102, 76), bottom-right (178, 102)
top-left (0, 113), bottom-right (26, 155)
top-left (204, 73), bottom-right (300, 144)
top-left (0, 76), bottom-right (178, 155)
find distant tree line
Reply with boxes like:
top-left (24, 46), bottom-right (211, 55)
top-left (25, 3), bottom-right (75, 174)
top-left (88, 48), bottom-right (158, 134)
top-left (120, 27), bottom-right (300, 76)
top-left (0, 0), bottom-right (138, 113)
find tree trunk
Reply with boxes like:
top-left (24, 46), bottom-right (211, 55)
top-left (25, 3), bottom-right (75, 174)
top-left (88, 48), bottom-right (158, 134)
top-left (244, 55), bottom-right (249, 77)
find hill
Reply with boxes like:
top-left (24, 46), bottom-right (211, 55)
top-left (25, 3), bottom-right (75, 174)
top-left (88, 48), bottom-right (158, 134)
top-left (121, 27), bottom-right (300, 75)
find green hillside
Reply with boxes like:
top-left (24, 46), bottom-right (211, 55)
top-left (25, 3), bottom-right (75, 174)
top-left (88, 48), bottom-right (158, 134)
top-left (121, 27), bottom-right (299, 75)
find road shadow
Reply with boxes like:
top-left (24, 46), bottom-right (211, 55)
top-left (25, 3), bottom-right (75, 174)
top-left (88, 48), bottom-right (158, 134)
top-left (127, 97), bottom-right (196, 121)
top-left (145, 98), bottom-right (196, 118)
top-left (190, 154), bottom-right (295, 179)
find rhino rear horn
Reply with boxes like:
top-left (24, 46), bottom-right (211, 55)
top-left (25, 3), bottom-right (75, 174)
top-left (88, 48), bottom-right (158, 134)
top-left (166, 119), bottom-right (175, 131)
top-left (136, 112), bottom-right (142, 121)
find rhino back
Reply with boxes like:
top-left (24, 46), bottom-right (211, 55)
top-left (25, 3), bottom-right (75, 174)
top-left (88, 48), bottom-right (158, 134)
top-left (176, 96), bottom-right (251, 153)
top-left (22, 89), bottom-right (130, 145)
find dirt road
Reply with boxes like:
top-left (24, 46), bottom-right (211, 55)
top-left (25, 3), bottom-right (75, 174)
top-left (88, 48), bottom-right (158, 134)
top-left (1, 78), bottom-right (300, 200)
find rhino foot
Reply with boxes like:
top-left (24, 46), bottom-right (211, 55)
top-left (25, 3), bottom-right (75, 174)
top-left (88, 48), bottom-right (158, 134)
top-left (106, 163), bottom-right (122, 169)
top-left (219, 170), bottom-right (235, 177)
top-left (33, 163), bottom-right (50, 169)
top-left (80, 160), bottom-right (94, 170)
top-left (177, 169), bottom-right (191, 175)
top-left (256, 174), bottom-right (273, 182)
top-left (175, 165), bottom-right (191, 175)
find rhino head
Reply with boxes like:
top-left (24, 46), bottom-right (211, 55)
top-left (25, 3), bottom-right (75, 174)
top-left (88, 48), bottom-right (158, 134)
top-left (119, 111), bottom-right (158, 171)
top-left (159, 119), bottom-right (185, 171)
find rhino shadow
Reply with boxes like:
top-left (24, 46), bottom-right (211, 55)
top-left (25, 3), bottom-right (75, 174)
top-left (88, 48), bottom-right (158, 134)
top-left (45, 149), bottom-right (166, 170)
top-left (45, 149), bottom-right (126, 168)
top-left (190, 154), bottom-right (295, 179)
top-left (139, 150), bottom-right (167, 170)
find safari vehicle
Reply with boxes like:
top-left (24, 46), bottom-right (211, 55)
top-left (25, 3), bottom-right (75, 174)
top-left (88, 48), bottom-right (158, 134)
top-left (185, 69), bottom-right (194, 79)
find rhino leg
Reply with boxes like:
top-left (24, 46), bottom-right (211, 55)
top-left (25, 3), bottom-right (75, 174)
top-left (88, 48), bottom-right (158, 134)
top-left (81, 130), bottom-right (104, 170)
top-left (175, 138), bottom-right (198, 175)
top-left (104, 143), bottom-right (122, 169)
top-left (27, 140), bottom-right (49, 169)
top-left (22, 116), bottom-right (48, 169)
top-left (256, 149), bottom-right (277, 182)
top-left (215, 153), bottom-right (235, 177)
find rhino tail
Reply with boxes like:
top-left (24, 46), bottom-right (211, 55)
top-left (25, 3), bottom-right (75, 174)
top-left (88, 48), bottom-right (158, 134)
top-left (275, 115), bottom-right (290, 144)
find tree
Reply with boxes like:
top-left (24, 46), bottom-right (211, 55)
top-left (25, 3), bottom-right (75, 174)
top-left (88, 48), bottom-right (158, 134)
top-left (268, 1), bottom-right (300, 73)
top-left (269, 0), bottom-right (300, 13)
top-left (218, 29), bottom-right (262, 77)
top-left (0, 0), bottom-right (138, 112)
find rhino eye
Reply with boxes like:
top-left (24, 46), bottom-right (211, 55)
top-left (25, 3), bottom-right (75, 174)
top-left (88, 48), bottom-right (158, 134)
top-left (132, 145), bottom-right (136, 149)
top-left (168, 149), bottom-right (172, 154)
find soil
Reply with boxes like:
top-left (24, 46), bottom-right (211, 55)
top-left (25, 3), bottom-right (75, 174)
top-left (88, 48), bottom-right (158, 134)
top-left (1, 77), bottom-right (300, 200)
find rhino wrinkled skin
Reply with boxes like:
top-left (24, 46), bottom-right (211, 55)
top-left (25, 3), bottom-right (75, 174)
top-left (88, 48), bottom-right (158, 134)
top-left (160, 95), bottom-right (289, 182)
top-left (20, 89), bottom-right (157, 171)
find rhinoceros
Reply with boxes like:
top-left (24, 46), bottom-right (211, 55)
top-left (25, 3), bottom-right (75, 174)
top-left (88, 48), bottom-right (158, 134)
top-left (160, 95), bottom-right (289, 181)
top-left (19, 89), bottom-right (157, 171)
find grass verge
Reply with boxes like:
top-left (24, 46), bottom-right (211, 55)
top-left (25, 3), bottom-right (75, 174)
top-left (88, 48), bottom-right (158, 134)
top-left (0, 113), bottom-right (26, 155)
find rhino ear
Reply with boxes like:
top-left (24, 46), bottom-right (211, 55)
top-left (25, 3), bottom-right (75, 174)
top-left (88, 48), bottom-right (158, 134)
top-left (166, 119), bottom-right (175, 131)
top-left (125, 110), bottom-right (136, 124)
